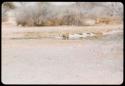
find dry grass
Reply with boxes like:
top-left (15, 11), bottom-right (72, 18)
top-left (96, 17), bottom-right (122, 25)
top-left (2, 22), bottom-right (123, 40)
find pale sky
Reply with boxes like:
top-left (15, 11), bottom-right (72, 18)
top-left (13, 2), bottom-right (76, 7)
top-left (50, 2), bottom-right (75, 5)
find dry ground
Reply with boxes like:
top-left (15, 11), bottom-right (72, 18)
top-left (2, 23), bottom-right (123, 84)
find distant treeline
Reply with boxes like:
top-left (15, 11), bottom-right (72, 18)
top-left (2, 2), bottom-right (123, 26)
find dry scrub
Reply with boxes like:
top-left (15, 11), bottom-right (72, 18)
top-left (2, 2), bottom-right (123, 26)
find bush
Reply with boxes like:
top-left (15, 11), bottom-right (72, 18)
top-left (13, 2), bottom-right (123, 26)
top-left (2, 7), bottom-right (8, 22)
top-left (2, 2), bottom-right (15, 9)
top-left (2, 2), bottom-right (16, 22)
top-left (14, 2), bottom-right (50, 26)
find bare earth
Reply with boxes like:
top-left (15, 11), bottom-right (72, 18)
top-left (2, 23), bottom-right (123, 84)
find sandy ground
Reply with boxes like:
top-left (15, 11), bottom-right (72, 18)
top-left (2, 23), bottom-right (123, 84)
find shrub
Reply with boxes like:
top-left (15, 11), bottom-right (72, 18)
top-left (14, 2), bottom-right (50, 26)
top-left (2, 2), bottom-right (16, 22)
top-left (13, 2), bottom-right (123, 26)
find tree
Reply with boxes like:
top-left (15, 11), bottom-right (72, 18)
top-left (2, 2), bottom-right (15, 9)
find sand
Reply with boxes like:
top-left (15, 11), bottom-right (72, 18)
top-left (2, 23), bottom-right (123, 84)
